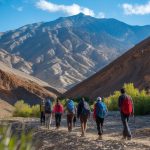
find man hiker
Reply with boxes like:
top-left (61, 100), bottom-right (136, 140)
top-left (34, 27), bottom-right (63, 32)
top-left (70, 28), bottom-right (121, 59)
top-left (118, 88), bottom-right (134, 140)
top-left (45, 98), bottom-right (52, 129)
top-left (53, 99), bottom-right (64, 129)
top-left (66, 99), bottom-right (75, 132)
top-left (77, 97), bottom-right (91, 137)
top-left (93, 97), bottom-right (108, 140)
top-left (40, 99), bottom-right (45, 125)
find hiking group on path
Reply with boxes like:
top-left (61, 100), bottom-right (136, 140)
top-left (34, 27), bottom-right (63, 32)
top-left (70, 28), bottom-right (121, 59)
top-left (40, 88), bottom-right (134, 140)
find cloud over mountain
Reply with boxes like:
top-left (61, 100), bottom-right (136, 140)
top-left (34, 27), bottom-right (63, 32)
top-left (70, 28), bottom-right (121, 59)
top-left (36, 0), bottom-right (94, 16)
top-left (122, 1), bottom-right (150, 15)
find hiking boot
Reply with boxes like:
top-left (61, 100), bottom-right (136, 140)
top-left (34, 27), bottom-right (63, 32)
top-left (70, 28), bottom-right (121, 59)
top-left (98, 135), bottom-right (102, 140)
top-left (127, 137), bottom-right (132, 141)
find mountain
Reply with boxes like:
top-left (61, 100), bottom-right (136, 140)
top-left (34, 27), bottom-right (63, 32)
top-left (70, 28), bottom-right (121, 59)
top-left (0, 61), bottom-right (60, 105)
top-left (0, 13), bottom-right (150, 89)
top-left (64, 37), bottom-right (150, 99)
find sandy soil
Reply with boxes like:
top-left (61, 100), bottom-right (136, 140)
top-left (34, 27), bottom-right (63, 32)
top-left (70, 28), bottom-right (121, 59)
top-left (0, 99), bottom-right (14, 117)
top-left (0, 112), bottom-right (150, 150)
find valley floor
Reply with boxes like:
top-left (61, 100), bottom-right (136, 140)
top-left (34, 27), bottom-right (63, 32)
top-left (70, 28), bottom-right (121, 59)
top-left (0, 112), bottom-right (150, 150)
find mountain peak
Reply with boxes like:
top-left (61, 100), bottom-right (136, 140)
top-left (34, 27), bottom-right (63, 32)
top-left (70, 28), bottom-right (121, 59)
top-left (76, 12), bottom-right (85, 16)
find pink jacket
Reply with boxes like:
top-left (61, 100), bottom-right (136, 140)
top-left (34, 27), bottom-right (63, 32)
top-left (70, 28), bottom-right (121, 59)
top-left (53, 103), bottom-right (64, 113)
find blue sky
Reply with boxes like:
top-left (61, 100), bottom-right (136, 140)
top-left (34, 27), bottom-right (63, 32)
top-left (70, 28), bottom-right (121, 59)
top-left (0, 0), bottom-right (150, 32)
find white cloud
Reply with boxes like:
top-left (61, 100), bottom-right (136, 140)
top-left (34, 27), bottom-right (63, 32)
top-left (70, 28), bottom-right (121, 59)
top-left (122, 1), bottom-right (150, 15)
top-left (96, 12), bottom-right (105, 18)
top-left (36, 0), bottom-right (95, 16)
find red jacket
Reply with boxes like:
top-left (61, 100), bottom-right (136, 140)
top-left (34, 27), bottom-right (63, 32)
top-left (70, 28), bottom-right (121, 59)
top-left (53, 103), bottom-right (64, 113)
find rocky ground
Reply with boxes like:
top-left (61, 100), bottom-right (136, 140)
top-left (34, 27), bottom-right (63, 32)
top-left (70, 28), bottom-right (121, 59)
top-left (0, 112), bottom-right (150, 150)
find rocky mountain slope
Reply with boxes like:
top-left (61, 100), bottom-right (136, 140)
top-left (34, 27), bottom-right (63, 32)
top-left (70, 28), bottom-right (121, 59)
top-left (64, 37), bottom-right (150, 99)
top-left (1, 13), bottom-right (150, 89)
top-left (0, 61), bottom-right (60, 105)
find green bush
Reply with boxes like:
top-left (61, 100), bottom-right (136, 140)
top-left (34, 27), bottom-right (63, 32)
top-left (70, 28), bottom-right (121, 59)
top-left (31, 105), bottom-right (40, 117)
top-left (13, 100), bottom-right (40, 117)
top-left (104, 83), bottom-right (150, 115)
top-left (0, 125), bottom-right (34, 150)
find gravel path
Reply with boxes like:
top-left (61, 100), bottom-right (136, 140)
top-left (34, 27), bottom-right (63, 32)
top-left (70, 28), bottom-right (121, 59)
top-left (0, 112), bottom-right (150, 150)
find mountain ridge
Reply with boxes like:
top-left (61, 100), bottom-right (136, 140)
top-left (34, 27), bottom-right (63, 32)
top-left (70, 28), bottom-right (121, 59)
top-left (64, 37), bottom-right (150, 98)
top-left (1, 13), bottom-right (150, 89)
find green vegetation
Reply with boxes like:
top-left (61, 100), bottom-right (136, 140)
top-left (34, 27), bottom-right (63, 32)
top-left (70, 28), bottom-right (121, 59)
top-left (0, 125), bottom-right (34, 150)
top-left (13, 100), bottom-right (40, 117)
top-left (104, 83), bottom-right (150, 115)
top-left (14, 83), bottom-right (150, 117)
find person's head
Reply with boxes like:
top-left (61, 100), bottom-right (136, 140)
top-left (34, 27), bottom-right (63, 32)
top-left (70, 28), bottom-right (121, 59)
top-left (56, 99), bottom-right (59, 104)
top-left (97, 97), bottom-right (102, 102)
top-left (66, 98), bottom-right (69, 102)
top-left (120, 88), bottom-right (125, 94)
top-left (41, 99), bottom-right (45, 105)
top-left (82, 97), bottom-right (85, 101)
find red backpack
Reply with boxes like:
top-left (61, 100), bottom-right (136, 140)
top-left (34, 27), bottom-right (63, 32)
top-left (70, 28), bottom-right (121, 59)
top-left (121, 96), bottom-right (133, 115)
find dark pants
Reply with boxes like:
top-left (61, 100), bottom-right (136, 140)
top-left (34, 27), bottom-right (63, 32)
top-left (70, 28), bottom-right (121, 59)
top-left (73, 116), bottom-right (76, 127)
top-left (121, 113), bottom-right (132, 138)
top-left (67, 114), bottom-right (74, 131)
top-left (96, 117), bottom-right (104, 135)
top-left (40, 111), bottom-right (45, 124)
top-left (55, 113), bottom-right (62, 128)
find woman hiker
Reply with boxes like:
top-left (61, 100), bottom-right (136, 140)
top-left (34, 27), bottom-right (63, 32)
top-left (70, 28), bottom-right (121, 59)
top-left (53, 99), bottom-right (64, 129)
top-left (77, 97), bottom-right (91, 137)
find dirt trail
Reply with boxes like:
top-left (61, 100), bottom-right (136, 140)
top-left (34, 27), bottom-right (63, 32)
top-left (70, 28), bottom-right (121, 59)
top-left (0, 112), bottom-right (150, 150)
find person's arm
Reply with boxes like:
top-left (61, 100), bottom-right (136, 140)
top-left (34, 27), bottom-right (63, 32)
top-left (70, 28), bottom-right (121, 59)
top-left (118, 96), bottom-right (122, 111)
top-left (52, 105), bottom-right (56, 113)
top-left (130, 96), bottom-right (134, 116)
top-left (104, 103), bottom-right (108, 113)
top-left (61, 104), bottom-right (64, 114)
top-left (93, 104), bottom-right (96, 120)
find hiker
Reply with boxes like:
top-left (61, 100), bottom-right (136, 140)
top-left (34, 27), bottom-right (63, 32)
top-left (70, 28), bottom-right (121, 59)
top-left (93, 97), bottom-right (108, 139)
top-left (118, 88), bottom-right (134, 140)
top-left (45, 98), bottom-right (52, 129)
top-left (66, 99), bottom-right (75, 132)
top-left (40, 99), bottom-right (45, 125)
top-left (73, 106), bottom-right (77, 127)
top-left (77, 97), bottom-right (91, 137)
top-left (53, 99), bottom-right (64, 129)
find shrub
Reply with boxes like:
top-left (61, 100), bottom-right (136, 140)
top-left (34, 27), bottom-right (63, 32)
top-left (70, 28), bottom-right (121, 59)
top-left (0, 125), bottom-right (34, 150)
top-left (31, 105), bottom-right (40, 117)
top-left (13, 100), bottom-right (32, 117)
top-left (13, 100), bottom-right (40, 117)
top-left (104, 83), bottom-right (150, 115)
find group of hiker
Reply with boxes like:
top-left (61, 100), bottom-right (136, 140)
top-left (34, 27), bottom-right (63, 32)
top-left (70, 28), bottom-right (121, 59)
top-left (40, 88), bottom-right (134, 140)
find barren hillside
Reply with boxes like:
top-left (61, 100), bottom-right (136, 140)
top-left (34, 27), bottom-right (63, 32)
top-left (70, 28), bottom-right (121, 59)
top-left (64, 37), bottom-right (150, 98)
top-left (0, 61), bottom-right (60, 105)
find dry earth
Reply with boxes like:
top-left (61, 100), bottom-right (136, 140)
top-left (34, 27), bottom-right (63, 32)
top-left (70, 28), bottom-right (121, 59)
top-left (0, 99), bottom-right (14, 117)
top-left (0, 112), bottom-right (150, 150)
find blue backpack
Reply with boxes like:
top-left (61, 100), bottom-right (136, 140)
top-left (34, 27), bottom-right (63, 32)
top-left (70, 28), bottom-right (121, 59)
top-left (67, 100), bottom-right (75, 114)
top-left (45, 100), bottom-right (52, 114)
top-left (96, 102), bottom-right (107, 118)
